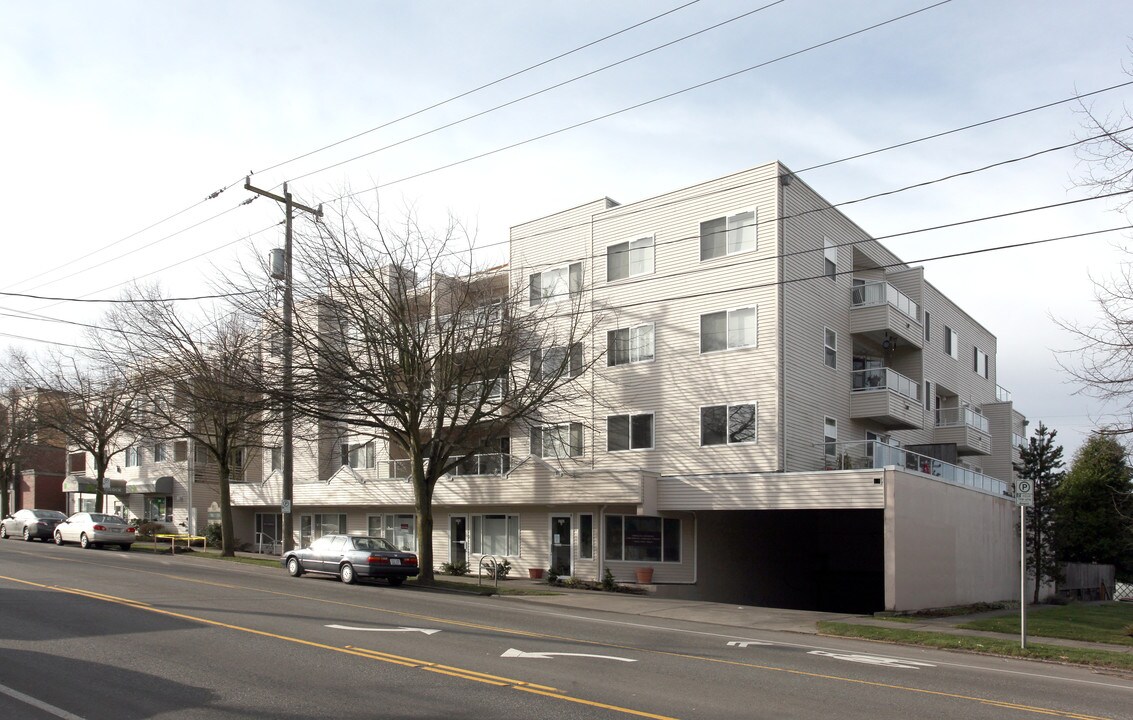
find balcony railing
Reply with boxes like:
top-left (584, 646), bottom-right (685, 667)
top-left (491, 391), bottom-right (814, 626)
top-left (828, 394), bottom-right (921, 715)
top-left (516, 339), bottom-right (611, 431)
top-left (851, 281), bottom-right (920, 322)
top-left (852, 367), bottom-right (920, 403)
top-left (450, 452), bottom-right (511, 477)
top-left (1012, 433), bottom-right (1027, 450)
top-left (821, 440), bottom-right (1009, 497)
top-left (384, 459), bottom-right (412, 479)
top-left (935, 406), bottom-right (989, 434)
top-left (996, 385), bottom-right (1012, 403)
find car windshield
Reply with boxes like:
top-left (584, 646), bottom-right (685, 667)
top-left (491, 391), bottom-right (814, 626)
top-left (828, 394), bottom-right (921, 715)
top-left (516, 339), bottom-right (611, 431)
top-left (34, 510), bottom-right (67, 520)
top-left (89, 513), bottom-right (120, 524)
top-left (352, 537), bottom-right (397, 552)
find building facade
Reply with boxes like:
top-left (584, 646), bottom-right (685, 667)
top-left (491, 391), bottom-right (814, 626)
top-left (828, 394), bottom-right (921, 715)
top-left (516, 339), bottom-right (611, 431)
top-left (229, 162), bottom-right (1026, 613)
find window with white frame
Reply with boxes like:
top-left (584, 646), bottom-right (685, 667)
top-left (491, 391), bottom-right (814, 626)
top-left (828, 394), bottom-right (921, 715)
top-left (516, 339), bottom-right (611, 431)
top-left (124, 446), bottom-right (140, 467)
top-left (470, 514), bottom-right (519, 555)
top-left (531, 344), bottom-right (583, 379)
top-left (944, 326), bottom-right (959, 359)
top-left (700, 210), bottom-right (756, 260)
top-left (531, 422), bottom-right (583, 458)
top-left (700, 307), bottom-right (756, 353)
top-left (607, 413), bottom-right (654, 451)
top-left (824, 327), bottom-right (837, 368)
top-left (529, 262), bottom-right (582, 306)
top-left (369, 513), bottom-right (416, 551)
top-left (153, 443), bottom-right (167, 462)
top-left (824, 417), bottom-right (837, 459)
top-left (607, 236), bottom-right (654, 281)
top-left (824, 237), bottom-right (837, 279)
top-left (700, 403), bottom-right (757, 446)
top-left (607, 323), bottom-right (654, 366)
top-left (974, 348), bottom-right (989, 378)
top-left (604, 514), bottom-right (681, 562)
top-left (341, 441), bottom-right (376, 469)
top-left (271, 446), bottom-right (282, 472)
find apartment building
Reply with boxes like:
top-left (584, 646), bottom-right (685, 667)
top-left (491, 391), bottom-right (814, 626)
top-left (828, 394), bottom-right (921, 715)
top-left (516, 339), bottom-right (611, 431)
top-left (229, 162), bottom-right (1026, 613)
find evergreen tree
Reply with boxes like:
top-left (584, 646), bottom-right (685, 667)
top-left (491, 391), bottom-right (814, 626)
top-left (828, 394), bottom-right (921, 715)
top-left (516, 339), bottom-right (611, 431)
top-left (1055, 435), bottom-right (1133, 575)
top-left (1013, 423), bottom-right (1065, 603)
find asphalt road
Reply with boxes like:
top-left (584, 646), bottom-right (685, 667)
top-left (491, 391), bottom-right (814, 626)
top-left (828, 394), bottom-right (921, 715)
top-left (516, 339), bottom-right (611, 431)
top-left (1, 540), bottom-right (1130, 719)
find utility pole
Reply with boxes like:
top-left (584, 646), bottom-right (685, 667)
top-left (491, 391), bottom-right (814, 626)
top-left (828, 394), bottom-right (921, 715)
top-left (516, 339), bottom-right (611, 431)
top-left (244, 178), bottom-right (321, 553)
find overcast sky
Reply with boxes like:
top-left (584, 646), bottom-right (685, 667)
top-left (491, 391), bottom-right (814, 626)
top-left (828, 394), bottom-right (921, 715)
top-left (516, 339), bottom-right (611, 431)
top-left (2, 0), bottom-right (1131, 459)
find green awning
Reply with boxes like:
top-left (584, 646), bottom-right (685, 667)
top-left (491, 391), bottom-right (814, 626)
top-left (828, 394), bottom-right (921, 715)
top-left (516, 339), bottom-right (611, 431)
top-left (125, 476), bottom-right (175, 495)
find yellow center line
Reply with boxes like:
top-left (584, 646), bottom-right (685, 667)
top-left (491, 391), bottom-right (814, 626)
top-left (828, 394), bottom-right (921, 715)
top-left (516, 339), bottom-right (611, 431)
top-left (0, 565), bottom-right (1113, 720)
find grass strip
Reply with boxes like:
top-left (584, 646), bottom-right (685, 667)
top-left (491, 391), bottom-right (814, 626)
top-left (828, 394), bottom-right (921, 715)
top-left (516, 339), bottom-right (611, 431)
top-left (959, 602), bottom-right (1133, 646)
top-left (816, 621), bottom-right (1133, 670)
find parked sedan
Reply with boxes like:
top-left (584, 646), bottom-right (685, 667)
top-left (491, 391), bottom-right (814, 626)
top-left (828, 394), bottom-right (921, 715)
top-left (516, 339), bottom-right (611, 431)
top-left (54, 512), bottom-right (136, 551)
top-left (282, 534), bottom-right (418, 585)
top-left (0, 509), bottom-right (68, 542)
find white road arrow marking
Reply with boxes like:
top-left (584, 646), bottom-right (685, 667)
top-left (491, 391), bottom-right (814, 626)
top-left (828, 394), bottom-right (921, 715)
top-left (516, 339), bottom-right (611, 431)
top-left (325, 624), bottom-right (441, 635)
top-left (501, 648), bottom-right (636, 662)
top-left (808, 650), bottom-right (935, 669)
top-left (727, 640), bottom-right (774, 648)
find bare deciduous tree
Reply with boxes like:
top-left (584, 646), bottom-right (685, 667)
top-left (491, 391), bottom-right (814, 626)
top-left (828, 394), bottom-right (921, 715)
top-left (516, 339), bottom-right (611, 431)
top-left (232, 199), bottom-right (600, 581)
top-left (0, 359), bottom-right (41, 520)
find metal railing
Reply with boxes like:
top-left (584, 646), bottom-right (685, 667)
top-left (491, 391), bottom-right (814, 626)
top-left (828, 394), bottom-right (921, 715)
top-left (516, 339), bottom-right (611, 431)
top-left (822, 440), bottom-right (1009, 496)
top-left (996, 385), bottom-right (1012, 402)
top-left (851, 367), bottom-right (920, 402)
top-left (1012, 433), bottom-right (1027, 450)
top-left (383, 459), bottom-right (412, 479)
top-left (255, 532), bottom-right (277, 555)
top-left (851, 281), bottom-right (920, 322)
top-left (935, 406), bottom-right (990, 434)
top-left (451, 453), bottom-right (511, 476)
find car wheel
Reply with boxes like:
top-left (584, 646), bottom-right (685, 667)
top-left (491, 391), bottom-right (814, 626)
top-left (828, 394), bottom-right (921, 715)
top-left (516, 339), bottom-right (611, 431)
top-left (54, 531), bottom-right (64, 546)
top-left (387, 577), bottom-right (404, 587)
top-left (0, 525), bottom-right (8, 539)
top-left (287, 557), bottom-right (303, 577)
top-left (80, 534), bottom-right (91, 549)
top-left (340, 563), bottom-right (356, 584)
top-left (120, 544), bottom-right (131, 552)
top-left (23, 527), bottom-right (33, 542)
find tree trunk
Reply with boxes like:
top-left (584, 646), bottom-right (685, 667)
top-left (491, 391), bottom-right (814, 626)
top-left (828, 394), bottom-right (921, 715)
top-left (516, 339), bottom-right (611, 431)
top-left (412, 458), bottom-right (435, 582)
top-left (219, 465), bottom-right (235, 557)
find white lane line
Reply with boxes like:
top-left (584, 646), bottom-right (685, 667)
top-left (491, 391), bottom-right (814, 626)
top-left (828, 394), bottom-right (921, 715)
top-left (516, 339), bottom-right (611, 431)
top-left (0, 682), bottom-right (86, 720)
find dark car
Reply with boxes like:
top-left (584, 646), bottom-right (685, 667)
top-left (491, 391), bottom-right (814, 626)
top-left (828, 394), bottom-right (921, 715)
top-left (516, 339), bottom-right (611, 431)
top-left (0, 509), bottom-right (68, 542)
top-left (282, 534), bottom-right (419, 586)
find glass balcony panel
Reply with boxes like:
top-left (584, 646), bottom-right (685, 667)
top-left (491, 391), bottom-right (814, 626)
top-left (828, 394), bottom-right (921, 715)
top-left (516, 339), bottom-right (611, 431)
top-left (851, 368), bottom-right (920, 403)
top-left (850, 281), bottom-right (919, 322)
top-left (820, 440), bottom-right (1008, 497)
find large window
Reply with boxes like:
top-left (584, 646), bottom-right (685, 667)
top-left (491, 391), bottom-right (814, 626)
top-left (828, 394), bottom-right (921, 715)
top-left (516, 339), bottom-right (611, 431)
top-left (153, 443), bottom-right (167, 462)
top-left (271, 446), bottom-right (282, 472)
top-left (531, 423), bottom-right (583, 458)
top-left (604, 515), bottom-right (681, 562)
top-left (700, 403), bottom-right (757, 446)
top-left (700, 210), bottom-right (756, 260)
top-left (823, 237), bottom-right (837, 279)
top-left (342, 441), bottom-right (376, 469)
top-left (945, 326), bottom-right (959, 359)
top-left (369, 513), bottom-right (416, 552)
top-left (124, 446), bottom-right (140, 467)
top-left (531, 344), bottom-right (583, 379)
top-left (607, 236), bottom-right (654, 281)
top-left (530, 262), bottom-right (582, 306)
top-left (607, 323), bottom-right (655, 366)
top-left (607, 413), bottom-right (654, 451)
top-left (824, 417), bottom-right (837, 459)
top-left (824, 327), bottom-right (837, 368)
top-left (470, 514), bottom-right (519, 556)
top-left (974, 348), bottom-right (989, 378)
top-left (700, 307), bottom-right (756, 353)
top-left (301, 513), bottom-right (347, 547)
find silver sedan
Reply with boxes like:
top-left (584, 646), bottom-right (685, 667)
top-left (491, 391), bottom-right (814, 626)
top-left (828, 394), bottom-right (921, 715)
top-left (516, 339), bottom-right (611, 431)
top-left (54, 512), bottom-right (137, 551)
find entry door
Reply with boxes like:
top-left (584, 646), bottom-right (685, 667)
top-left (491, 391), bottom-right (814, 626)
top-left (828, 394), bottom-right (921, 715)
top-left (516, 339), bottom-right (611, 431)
top-left (450, 516), bottom-right (467, 567)
top-left (551, 515), bottom-right (572, 576)
top-left (256, 513), bottom-right (280, 551)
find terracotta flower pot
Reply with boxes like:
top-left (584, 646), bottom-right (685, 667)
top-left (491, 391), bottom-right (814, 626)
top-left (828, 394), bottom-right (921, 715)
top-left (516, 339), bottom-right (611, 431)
top-left (528, 568), bottom-right (545, 579)
top-left (634, 567), bottom-right (654, 584)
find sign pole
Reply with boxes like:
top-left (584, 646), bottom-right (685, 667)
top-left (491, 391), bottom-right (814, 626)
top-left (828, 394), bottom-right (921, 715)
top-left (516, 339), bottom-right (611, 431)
top-left (1020, 503), bottom-right (1026, 649)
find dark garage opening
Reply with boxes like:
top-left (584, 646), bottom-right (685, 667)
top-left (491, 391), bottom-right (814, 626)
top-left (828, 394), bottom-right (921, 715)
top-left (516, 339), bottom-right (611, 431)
top-left (677, 509), bottom-right (884, 614)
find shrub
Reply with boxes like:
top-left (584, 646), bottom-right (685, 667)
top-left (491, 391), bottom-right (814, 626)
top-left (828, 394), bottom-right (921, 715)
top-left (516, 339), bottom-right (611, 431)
top-left (546, 567), bottom-right (559, 584)
top-left (492, 558), bottom-right (512, 580)
top-left (602, 567), bottom-right (617, 592)
top-left (137, 521), bottom-right (164, 540)
top-left (203, 523), bottom-right (223, 547)
top-left (441, 560), bottom-right (469, 576)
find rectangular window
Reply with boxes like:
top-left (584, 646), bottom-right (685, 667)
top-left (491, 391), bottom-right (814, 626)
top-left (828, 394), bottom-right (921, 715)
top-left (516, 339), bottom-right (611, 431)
top-left (529, 262), bottom-right (582, 306)
top-left (824, 417), bottom-right (837, 459)
top-left (700, 307), bottom-right (756, 353)
top-left (700, 404), bottom-right (757, 446)
top-left (271, 446), bottom-right (282, 472)
top-left (824, 327), bottom-right (837, 368)
top-left (153, 443), bottom-right (168, 462)
top-left (313, 513), bottom-right (346, 539)
top-left (579, 514), bottom-right (593, 560)
top-left (607, 236), bottom-right (654, 281)
top-left (369, 513), bottom-right (416, 551)
top-left (607, 323), bottom-right (655, 366)
top-left (945, 326), bottom-right (959, 359)
top-left (823, 237), bottom-right (837, 279)
top-left (924, 381), bottom-right (932, 411)
top-left (173, 441), bottom-right (188, 462)
top-left (531, 344), bottom-right (583, 379)
top-left (607, 413), bottom-right (654, 451)
top-left (530, 423), bottom-right (583, 458)
top-left (974, 348), bottom-right (989, 378)
top-left (470, 514), bottom-right (519, 556)
top-left (125, 446), bottom-right (140, 467)
top-left (923, 310), bottom-right (931, 341)
top-left (341, 441), bottom-right (376, 469)
top-left (193, 444), bottom-right (209, 465)
top-left (700, 210), bottom-right (756, 260)
top-left (604, 514), bottom-right (681, 562)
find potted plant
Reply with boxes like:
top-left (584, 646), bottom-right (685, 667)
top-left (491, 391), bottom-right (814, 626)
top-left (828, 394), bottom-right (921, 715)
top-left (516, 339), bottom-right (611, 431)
top-left (528, 567), bottom-right (544, 579)
top-left (634, 566), bottom-right (654, 584)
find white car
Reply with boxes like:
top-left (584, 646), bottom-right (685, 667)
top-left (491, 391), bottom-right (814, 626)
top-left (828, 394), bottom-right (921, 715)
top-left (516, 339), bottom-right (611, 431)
top-left (54, 512), bottom-right (136, 551)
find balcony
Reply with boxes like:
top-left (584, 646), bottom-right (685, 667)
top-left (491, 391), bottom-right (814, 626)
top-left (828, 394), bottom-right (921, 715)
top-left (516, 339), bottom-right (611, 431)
top-left (996, 385), bottom-right (1012, 403)
top-left (850, 368), bottom-right (923, 430)
top-left (934, 406), bottom-right (992, 455)
top-left (450, 453), bottom-right (511, 477)
top-left (823, 440), bottom-right (1009, 497)
top-left (850, 281), bottom-right (923, 350)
